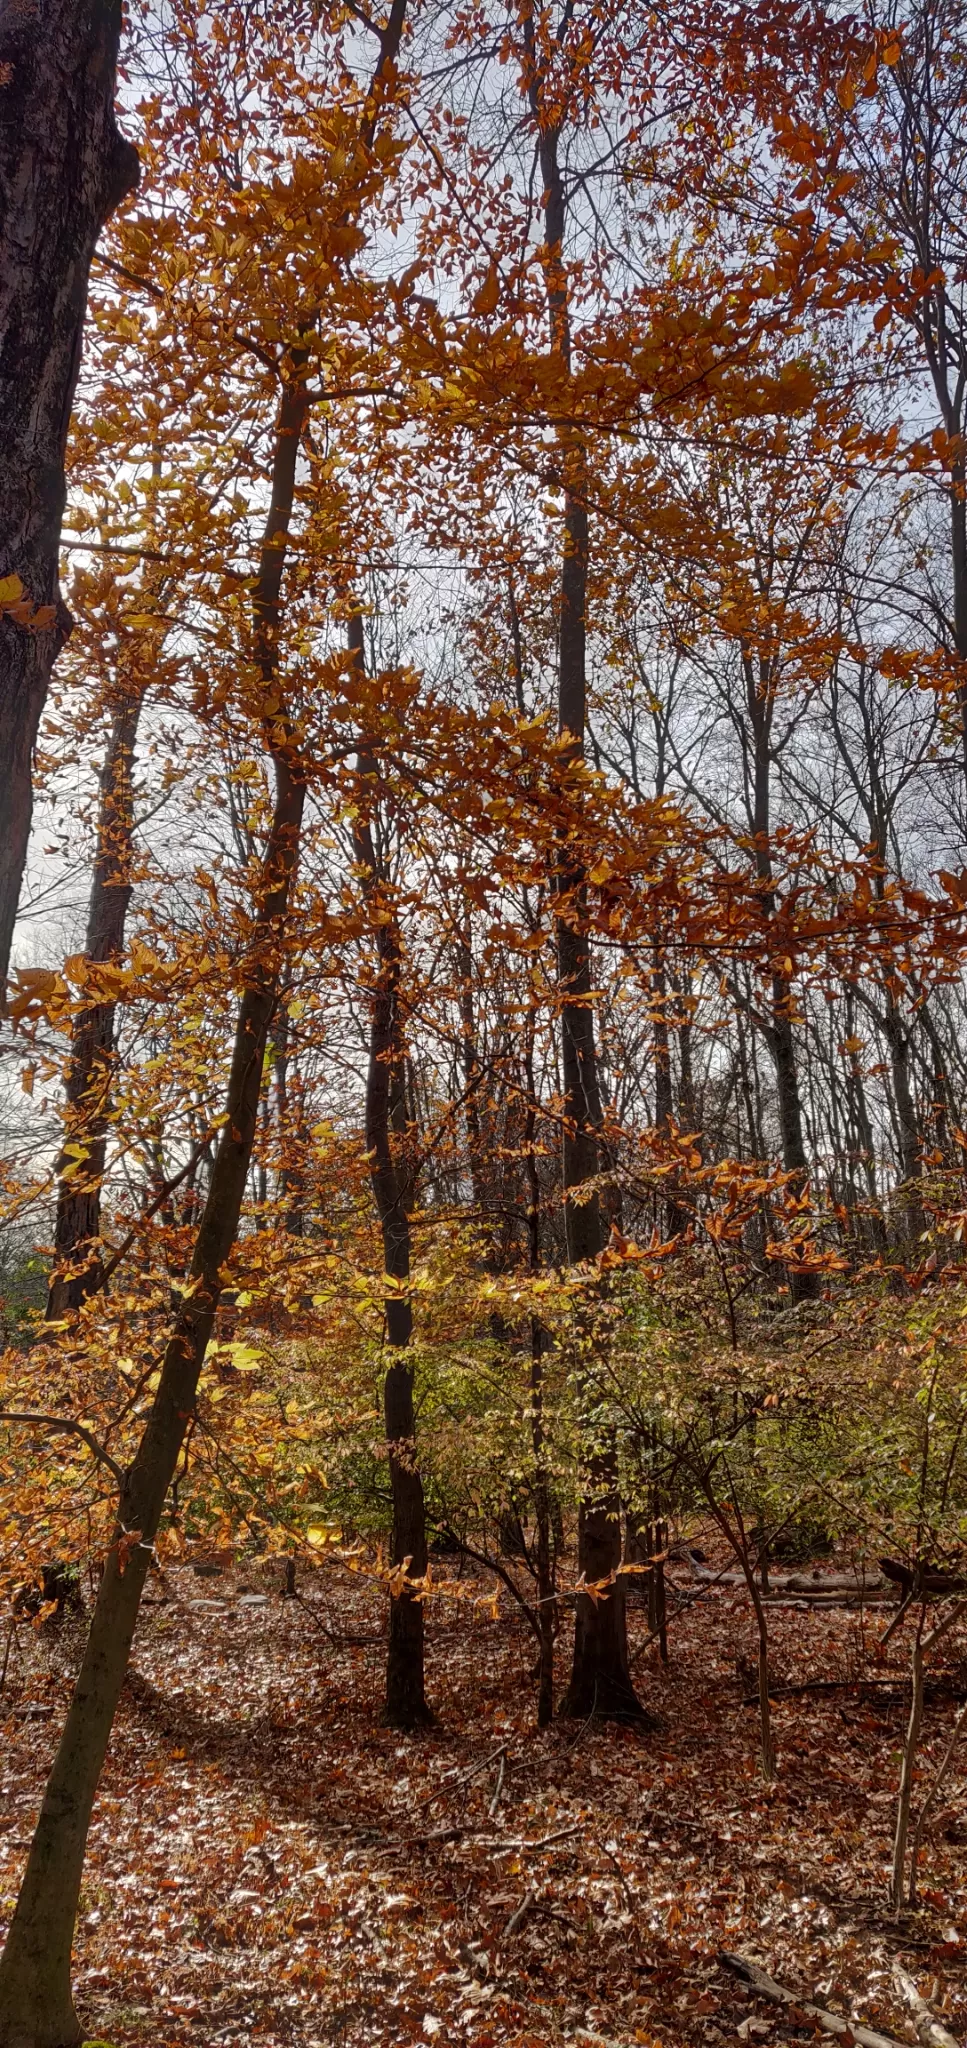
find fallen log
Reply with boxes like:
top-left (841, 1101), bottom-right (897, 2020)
top-left (881, 1559), bottom-right (967, 1600)
top-left (719, 1951), bottom-right (906, 2048)
top-left (892, 1964), bottom-right (960, 2048)
top-left (674, 1565), bottom-right (889, 1595)
top-left (761, 1593), bottom-right (893, 1610)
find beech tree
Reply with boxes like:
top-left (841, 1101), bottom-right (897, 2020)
top-left (0, 1), bottom-right (410, 2034)
top-left (4, 3), bottom-right (967, 2039)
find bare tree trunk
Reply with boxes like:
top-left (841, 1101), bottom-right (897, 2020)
top-left (457, 909), bottom-right (486, 1218)
top-left (893, 1616), bottom-right (926, 1911)
top-left (523, 1020), bottom-right (554, 1727)
top-left (518, 11), bottom-right (643, 1720)
top-left (675, 966), bottom-right (698, 1135)
top-left (273, 1002), bottom-right (305, 1235)
top-left (741, 647), bottom-right (818, 1301)
top-left (700, 1472), bottom-right (776, 1781)
top-left (47, 687), bottom-right (144, 1317)
top-left (0, 0), bottom-right (138, 997)
top-left (349, 613), bottom-right (430, 1730)
top-left (882, 989), bottom-right (925, 1245)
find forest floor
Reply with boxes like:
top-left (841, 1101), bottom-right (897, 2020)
top-left (2, 1550), bottom-right (967, 2048)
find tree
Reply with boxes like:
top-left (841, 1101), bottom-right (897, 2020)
top-left (349, 608), bottom-right (432, 1729)
top-left (0, 0), bottom-right (138, 999)
top-left (0, 0), bottom-right (410, 2030)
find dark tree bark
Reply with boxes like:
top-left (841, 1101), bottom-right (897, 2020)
top-left (0, 0), bottom-right (138, 998)
top-left (741, 647), bottom-right (818, 1303)
top-left (521, 5), bottom-right (644, 1721)
top-left (0, 749), bottom-right (304, 2048)
top-left (47, 687), bottom-right (144, 1318)
top-left (522, 1012), bottom-right (555, 1726)
top-left (881, 988), bottom-right (925, 1243)
top-left (349, 613), bottom-right (430, 1731)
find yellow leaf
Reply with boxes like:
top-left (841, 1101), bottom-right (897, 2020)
top-left (21, 1065), bottom-right (34, 1096)
top-left (0, 573), bottom-right (24, 604)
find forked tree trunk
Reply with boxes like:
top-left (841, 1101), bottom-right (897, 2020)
top-left (349, 613), bottom-right (430, 1730)
top-left (520, 14), bottom-right (643, 1721)
top-left (0, 752), bottom-right (305, 2048)
top-left (0, 0), bottom-right (138, 997)
top-left (47, 687), bottom-right (144, 1318)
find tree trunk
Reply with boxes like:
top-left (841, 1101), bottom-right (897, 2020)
top-left (47, 687), bottom-right (143, 1318)
top-left (0, 13), bottom-right (410, 2029)
top-left (892, 1621), bottom-right (926, 1911)
top-left (273, 1001), bottom-right (305, 1236)
top-left (523, 1020), bottom-right (554, 1727)
top-left (675, 967), bottom-right (698, 1135)
top-left (0, 0), bottom-right (138, 998)
top-left (349, 613), bottom-right (430, 1730)
top-left (948, 450), bottom-right (967, 799)
top-left (519, 15), bottom-right (644, 1720)
top-left (0, 752), bottom-right (304, 2048)
top-left (742, 648), bottom-right (817, 1301)
top-left (882, 989), bottom-right (925, 1245)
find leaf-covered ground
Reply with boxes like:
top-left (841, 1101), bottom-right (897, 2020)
top-left (2, 1557), bottom-right (967, 2047)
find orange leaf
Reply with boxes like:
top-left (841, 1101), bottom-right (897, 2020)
top-left (471, 265), bottom-right (500, 317)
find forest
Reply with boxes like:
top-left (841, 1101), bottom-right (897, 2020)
top-left (1, 0), bottom-right (967, 2043)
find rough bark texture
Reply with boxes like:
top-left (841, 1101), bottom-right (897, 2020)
top-left (0, 0), bottom-right (138, 998)
top-left (349, 613), bottom-right (430, 1730)
top-left (47, 689), bottom-right (143, 1318)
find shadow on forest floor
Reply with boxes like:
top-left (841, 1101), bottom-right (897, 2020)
top-left (1, 1554), bottom-right (965, 2048)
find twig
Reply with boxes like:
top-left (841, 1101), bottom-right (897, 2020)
top-left (290, 1589), bottom-right (382, 1648)
top-left (488, 1751), bottom-right (506, 1817)
top-left (892, 1964), bottom-right (960, 2048)
top-left (719, 1952), bottom-right (907, 2048)
top-left (908, 1698), bottom-right (967, 1904)
top-left (0, 1615), bottom-right (17, 1696)
top-left (98, 1134), bottom-right (215, 1289)
top-left (594, 1835), bottom-right (636, 1912)
top-left (413, 1744), bottom-right (507, 1815)
top-left (881, 1584), bottom-right (918, 1648)
top-left (403, 1818), bottom-right (583, 1854)
top-left (513, 1822), bottom-right (583, 1852)
top-left (629, 1555), bottom-right (741, 1670)
top-left (503, 1889), bottom-right (536, 1937)
top-left (0, 1411), bottom-right (124, 1486)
